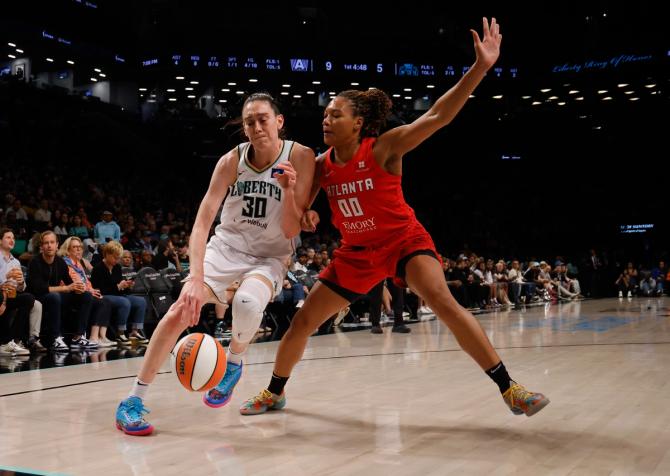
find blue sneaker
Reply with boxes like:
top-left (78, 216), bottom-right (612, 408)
top-left (116, 396), bottom-right (154, 436)
top-left (203, 361), bottom-right (243, 408)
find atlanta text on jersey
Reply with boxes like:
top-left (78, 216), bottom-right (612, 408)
top-left (325, 178), bottom-right (374, 198)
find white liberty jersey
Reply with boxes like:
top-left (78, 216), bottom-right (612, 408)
top-left (212, 140), bottom-right (295, 258)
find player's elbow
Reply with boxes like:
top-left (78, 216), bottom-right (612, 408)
top-left (431, 111), bottom-right (455, 129)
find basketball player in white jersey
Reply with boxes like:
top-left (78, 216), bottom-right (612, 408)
top-left (116, 93), bottom-right (315, 435)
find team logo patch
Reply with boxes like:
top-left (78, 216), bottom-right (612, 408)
top-left (355, 160), bottom-right (370, 173)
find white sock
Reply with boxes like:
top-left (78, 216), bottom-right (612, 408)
top-left (129, 378), bottom-right (150, 400)
top-left (227, 348), bottom-right (244, 366)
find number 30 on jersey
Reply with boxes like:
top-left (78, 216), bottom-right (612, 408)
top-left (242, 196), bottom-right (267, 218)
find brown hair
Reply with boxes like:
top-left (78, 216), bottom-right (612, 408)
top-left (229, 92), bottom-right (286, 139)
top-left (0, 228), bottom-right (13, 240)
top-left (243, 92), bottom-right (281, 116)
top-left (40, 230), bottom-right (57, 244)
top-left (336, 89), bottom-right (393, 138)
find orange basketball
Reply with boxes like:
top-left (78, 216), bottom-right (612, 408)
top-left (172, 333), bottom-right (227, 392)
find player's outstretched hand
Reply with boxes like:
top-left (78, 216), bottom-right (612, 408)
top-left (471, 17), bottom-right (502, 70)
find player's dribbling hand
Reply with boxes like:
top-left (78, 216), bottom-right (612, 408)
top-left (274, 162), bottom-right (297, 190)
top-left (179, 278), bottom-right (207, 326)
top-left (300, 210), bottom-right (320, 232)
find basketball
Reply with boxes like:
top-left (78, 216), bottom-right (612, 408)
top-left (172, 333), bottom-right (227, 392)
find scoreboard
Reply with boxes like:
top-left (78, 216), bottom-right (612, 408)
top-left (143, 54), bottom-right (519, 79)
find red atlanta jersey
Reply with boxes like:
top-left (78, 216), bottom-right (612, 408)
top-left (320, 137), bottom-right (418, 247)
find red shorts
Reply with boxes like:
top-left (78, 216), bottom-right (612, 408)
top-left (319, 221), bottom-right (440, 299)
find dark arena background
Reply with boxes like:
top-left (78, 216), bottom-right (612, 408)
top-left (2, 1), bottom-right (666, 263)
top-left (1, 2), bottom-right (669, 475)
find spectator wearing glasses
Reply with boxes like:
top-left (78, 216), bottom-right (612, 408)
top-left (59, 236), bottom-right (114, 347)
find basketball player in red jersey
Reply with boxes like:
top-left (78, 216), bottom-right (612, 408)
top-left (241, 18), bottom-right (550, 417)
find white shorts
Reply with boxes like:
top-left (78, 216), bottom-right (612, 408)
top-left (202, 237), bottom-right (288, 303)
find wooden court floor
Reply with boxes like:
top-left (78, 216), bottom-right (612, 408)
top-left (1, 297), bottom-right (669, 475)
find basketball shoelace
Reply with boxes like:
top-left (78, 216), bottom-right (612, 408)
top-left (505, 383), bottom-right (534, 408)
top-left (125, 398), bottom-right (151, 424)
top-left (247, 389), bottom-right (273, 408)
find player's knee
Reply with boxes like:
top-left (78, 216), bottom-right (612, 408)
top-left (424, 285), bottom-right (457, 309)
top-left (421, 285), bottom-right (442, 303)
top-left (231, 290), bottom-right (265, 342)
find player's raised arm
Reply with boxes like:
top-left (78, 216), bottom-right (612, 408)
top-left (376, 17), bottom-right (502, 160)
